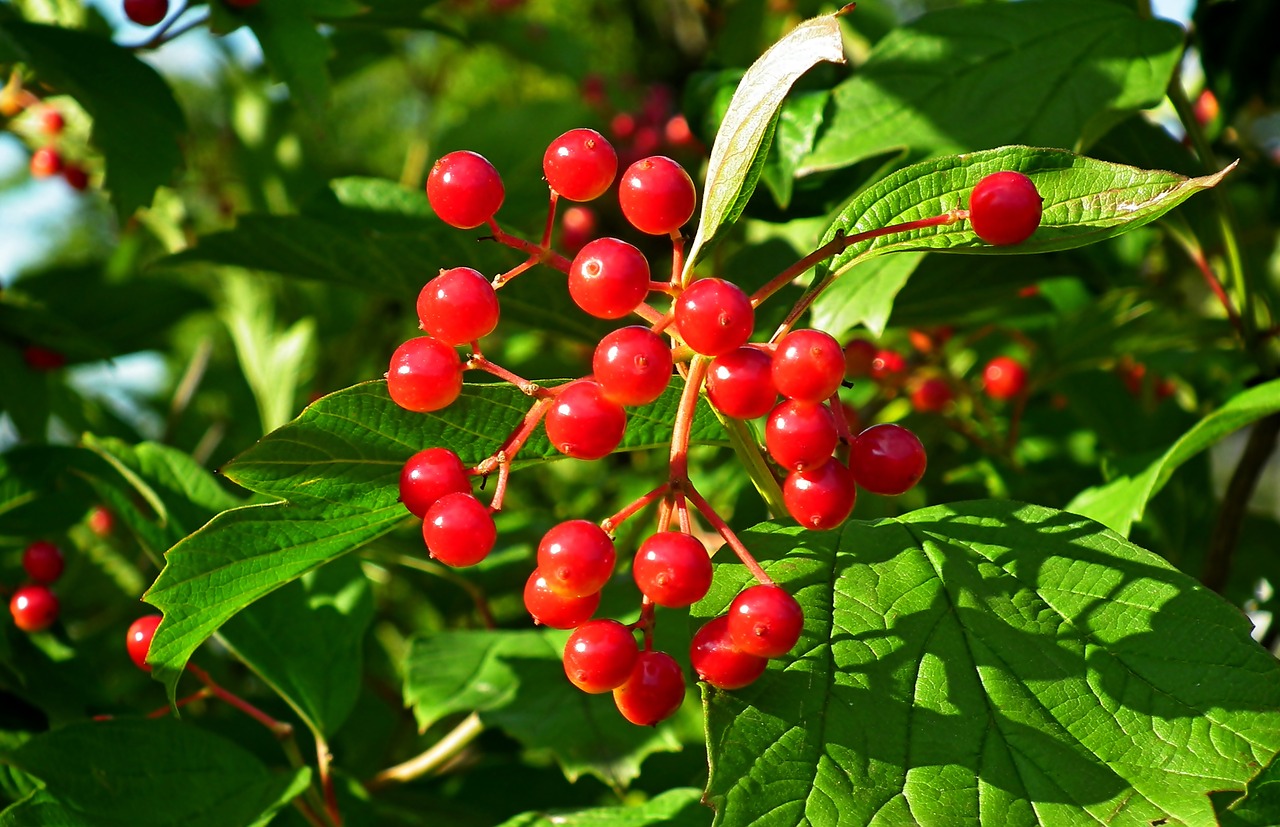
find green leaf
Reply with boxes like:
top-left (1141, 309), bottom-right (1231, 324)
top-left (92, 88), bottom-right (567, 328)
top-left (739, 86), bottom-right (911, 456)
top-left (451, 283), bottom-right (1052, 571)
top-left (0, 719), bottom-right (310, 827)
top-left (0, 22), bottom-right (184, 218)
top-left (806, 251), bottom-right (924, 338)
top-left (219, 556), bottom-right (374, 739)
top-left (801, 0), bottom-right (1184, 175)
top-left (1067, 379), bottom-right (1280, 535)
top-left (684, 9), bottom-right (846, 274)
top-left (496, 788), bottom-right (708, 827)
top-left (405, 630), bottom-right (683, 788)
top-left (696, 502), bottom-right (1280, 826)
top-left (1217, 752), bottom-right (1280, 827)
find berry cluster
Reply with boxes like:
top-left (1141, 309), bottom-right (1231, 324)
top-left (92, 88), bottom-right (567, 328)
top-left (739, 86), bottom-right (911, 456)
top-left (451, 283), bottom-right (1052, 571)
top-left (24, 105), bottom-right (89, 191)
top-left (8, 540), bottom-right (65, 633)
top-left (387, 131), bottom-right (1042, 725)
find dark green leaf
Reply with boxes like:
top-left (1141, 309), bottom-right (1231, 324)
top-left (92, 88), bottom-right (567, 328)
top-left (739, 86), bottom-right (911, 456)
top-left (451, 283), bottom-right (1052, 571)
top-left (1216, 752), bottom-right (1280, 827)
top-left (696, 502), bottom-right (1280, 825)
top-left (496, 788), bottom-right (708, 827)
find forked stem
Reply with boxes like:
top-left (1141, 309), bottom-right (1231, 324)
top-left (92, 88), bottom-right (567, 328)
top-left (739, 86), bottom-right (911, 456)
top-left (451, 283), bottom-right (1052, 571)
top-left (685, 485), bottom-right (773, 586)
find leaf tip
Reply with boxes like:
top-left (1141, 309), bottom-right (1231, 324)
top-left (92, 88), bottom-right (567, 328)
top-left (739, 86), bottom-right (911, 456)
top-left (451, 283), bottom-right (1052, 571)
top-left (837, 3), bottom-right (856, 16)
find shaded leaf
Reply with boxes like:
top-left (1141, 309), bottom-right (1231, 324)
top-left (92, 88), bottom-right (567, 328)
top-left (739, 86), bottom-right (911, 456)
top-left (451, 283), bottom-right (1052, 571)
top-left (496, 788), bottom-right (708, 827)
top-left (807, 251), bottom-right (923, 338)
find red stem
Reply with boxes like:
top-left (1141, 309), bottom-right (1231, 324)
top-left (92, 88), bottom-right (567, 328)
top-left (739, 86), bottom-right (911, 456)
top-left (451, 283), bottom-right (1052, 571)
top-left (186, 663), bottom-right (293, 739)
top-left (465, 352), bottom-right (550, 398)
top-left (541, 191), bottom-right (559, 248)
top-left (1188, 246), bottom-right (1244, 335)
top-left (487, 460), bottom-right (513, 512)
top-left (670, 231), bottom-right (687, 289)
top-left (685, 485), bottom-right (773, 586)
top-left (601, 482), bottom-right (670, 534)
top-left (484, 219), bottom-right (572, 274)
top-left (317, 735), bottom-right (343, 827)
top-left (473, 396), bottom-right (554, 477)
top-left (668, 357), bottom-right (709, 482)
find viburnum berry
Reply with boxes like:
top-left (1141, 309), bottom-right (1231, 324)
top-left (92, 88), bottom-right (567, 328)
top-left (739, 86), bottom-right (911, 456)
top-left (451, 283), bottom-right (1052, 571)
top-left (870, 349), bottom-right (908, 387)
top-left (850, 423), bottom-right (927, 496)
top-left (400, 447), bottom-right (471, 518)
top-left (968, 171), bottom-right (1043, 246)
top-left (783, 459), bottom-right (856, 531)
top-left (705, 347), bottom-right (777, 420)
top-left (537, 520), bottom-right (616, 598)
top-left (592, 326), bottom-right (674, 407)
top-left (727, 584), bottom-right (804, 658)
top-left (22, 540), bottom-right (64, 583)
top-left (772, 329), bottom-right (845, 404)
top-left (427, 150), bottom-right (505, 229)
top-left (123, 0), bottom-right (168, 25)
top-left (423, 493), bottom-right (496, 567)
top-left (545, 380), bottom-right (627, 460)
top-left (674, 278), bottom-right (754, 357)
top-left (127, 614), bottom-right (163, 671)
top-left (88, 506), bottom-right (115, 538)
top-left (563, 619), bottom-right (638, 693)
top-left (618, 155), bottom-right (696, 235)
top-left (632, 532), bottom-right (713, 608)
top-left (40, 108), bottom-right (64, 135)
top-left (613, 649), bottom-right (685, 726)
top-left (10, 584), bottom-right (58, 633)
top-left (560, 205), bottom-right (596, 254)
top-left (765, 400), bottom-right (838, 472)
top-left (843, 339), bottom-right (877, 379)
top-left (910, 377), bottom-right (954, 413)
top-left (417, 267), bottom-right (499, 345)
top-left (386, 337), bottom-right (463, 413)
top-left (63, 165), bottom-right (89, 191)
top-left (568, 238), bottom-right (651, 320)
top-left (543, 128), bottom-right (618, 202)
top-left (30, 147), bottom-right (62, 178)
top-left (690, 615), bottom-right (768, 690)
top-left (524, 569), bottom-right (600, 628)
top-left (982, 356), bottom-right (1027, 401)
top-left (22, 345), bottom-right (65, 371)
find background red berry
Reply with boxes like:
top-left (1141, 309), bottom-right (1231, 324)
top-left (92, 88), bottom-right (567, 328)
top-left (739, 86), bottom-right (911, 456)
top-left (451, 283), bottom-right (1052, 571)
top-left (982, 356), bottom-right (1027, 400)
top-left (123, 0), bottom-right (168, 25)
top-left (843, 339), bottom-right (877, 379)
top-left (10, 584), bottom-right (59, 633)
top-left (30, 146), bottom-right (62, 178)
top-left (22, 540), bottom-right (64, 583)
top-left (910, 377), bottom-right (954, 413)
top-left (969, 171), bottom-right (1043, 246)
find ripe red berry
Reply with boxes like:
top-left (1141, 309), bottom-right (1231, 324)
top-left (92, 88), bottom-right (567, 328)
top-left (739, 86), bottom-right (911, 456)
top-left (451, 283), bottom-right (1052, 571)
top-left (783, 459), bottom-right (856, 531)
top-left (592, 326), bottom-right (673, 407)
top-left (427, 150), bottom-right (505, 229)
top-left (22, 540), bottom-right (64, 583)
top-left (524, 568), bottom-right (600, 629)
top-left (982, 356), bottom-right (1027, 401)
top-left (545, 380), bottom-right (627, 460)
top-left (127, 614), bottom-right (163, 670)
top-left (568, 238), bottom-right (651, 320)
top-left (563, 619), bottom-right (638, 693)
top-left (123, 0), bottom-right (168, 25)
top-left (632, 532), bottom-right (713, 608)
top-left (10, 584), bottom-right (59, 633)
top-left (537, 520), bottom-right (616, 598)
top-left (969, 171), bottom-right (1043, 246)
top-left (63, 165), bottom-right (89, 191)
top-left (618, 156), bottom-right (696, 235)
top-left (690, 615), bottom-right (767, 690)
top-left (706, 347), bottom-right (777, 420)
top-left (850, 423), bottom-right (927, 496)
top-left (386, 337), bottom-right (463, 413)
top-left (870, 349), bottom-right (908, 386)
top-left (910, 377), bottom-right (954, 413)
top-left (727, 584), bottom-right (804, 658)
top-left (674, 278), bottom-right (754, 357)
top-left (772, 329), bottom-right (845, 403)
top-left (22, 345), bottom-right (65, 371)
top-left (40, 108), bottom-right (64, 135)
top-left (30, 146), bottom-right (62, 178)
top-left (543, 128), bottom-right (618, 202)
top-left (613, 649), bottom-right (685, 726)
top-left (423, 493), bottom-right (495, 567)
top-left (400, 447), bottom-right (470, 518)
top-left (765, 400), bottom-right (838, 472)
top-left (843, 339), bottom-right (877, 379)
top-left (417, 267), bottom-right (499, 345)
top-left (88, 506), bottom-right (115, 538)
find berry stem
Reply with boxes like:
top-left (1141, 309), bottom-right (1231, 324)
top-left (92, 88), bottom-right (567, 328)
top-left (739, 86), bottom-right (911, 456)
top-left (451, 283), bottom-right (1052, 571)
top-left (668, 357), bottom-right (709, 482)
top-left (830, 391), bottom-right (853, 444)
top-left (365, 712), bottom-right (484, 791)
top-left (146, 686), bottom-right (213, 718)
top-left (540, 191), bottom-right (559, 248)
top-left (627, 599), bottom-right (657, 651)
top-left (465, 352), bottom-right (548, 397)
top-left (685, 484), bottom-right (773, 586)
top-left (674, 490), bottom-right (692, 534)
top-left (486, 457), bottom-right (513, 512)
top-left (1165, 221), bottom-right (1245, 337)
top-left (491, 254), bottom-right (542, 288)
top-left (601, 482), bottom-right (670, 534)
top-left (632, 301), bottom-right (666, 326)
top-left (670, 231), bottom-right (687, 290)
top-left (186, 663), bottom-right (295, 739)
top-left (484, 219), bottom-right (571, 274)
top-left (316, 734), bottom-right (344, 827)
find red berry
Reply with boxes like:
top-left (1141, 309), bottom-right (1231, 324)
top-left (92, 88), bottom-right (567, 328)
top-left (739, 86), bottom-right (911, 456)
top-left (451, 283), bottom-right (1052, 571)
top-left (524, 568), bottom-right (600, 629)
top-left (400, 447), bottom-right (470, 518)
top-left (427, 150), bottom-right (505, 229)
top-left (88, 506), bottom-right (115, 538)
top-left (969, 171), bottom-right (1043, 246)
top-left (568, 238), bottom-right (651, 320)
top-left (386, 337), bottom-right (463, 413)
top-left (417, 267), bottom-right (499, 346)
top-left (537, 520), bottom-right (616, 598)
top-left (613, 650), bottom-right (685, 726)
top-left (910, 377), bottom-right (954, 413)
top-left (765, 400), bottom-right (838, 472)
top-left (544, 380), bottom-right (627, 460)
top-left (123, 0), bottom-right (168, 25)
top-left (592, 327), bottom-right (673, 406)
top-left (618, 156), bottom-right (696, 235)
top-left (706, 347), bottom-right (777, 419)
top-left (674, 278), bottom-right (754, 357)
top-left (982, 356), bottom-right (1027, 401)
top-left (63, 165), bottom-right (89, 191)
top-left (22, 345), bottom-right (65, 371)
top-left (10, 584), bottom-right (58, 633)
top-left (772, 329), bottom-right (845, 403)
top-left (40, 108), bottom-right (64, 135)
top-left (850, 423), bottom-right (927, 496)
top-left (870, 349), bottom-right (908, 387)
top-left (127, 614), bottom-right (162, 670)
top-left (423, 493), bottom-right (495, 567)
top-left (727, 584), bottom-right (804, 658)
top-left (563, 619), bottom-right (638, 693)
top-left (22, 541), bottom-right (64, 583)
top-left (632, 532), bottom-right (712, 608)
top-left (783, 459), bottom-right (856, 531)
top-left (843, 339), bottom-right (877, 379)
top-left (560, 205), bottom-right (597, 254)
top-left (690, 615), bottom-right (767, 690)
top-left (543, 128), bottom-right (618, 202)
top-left (663, 115), bottom-right (696, 150)
top-left (30, 146), bottom-right (62, 178)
